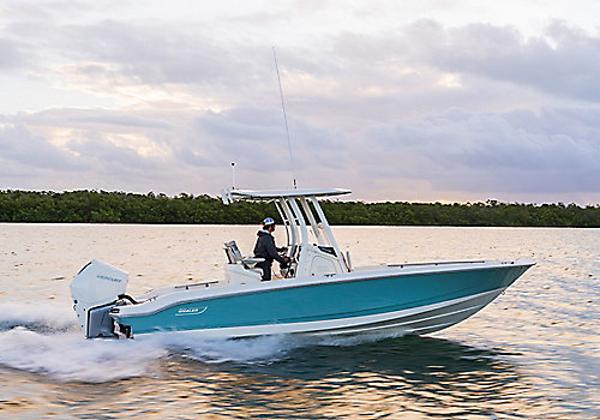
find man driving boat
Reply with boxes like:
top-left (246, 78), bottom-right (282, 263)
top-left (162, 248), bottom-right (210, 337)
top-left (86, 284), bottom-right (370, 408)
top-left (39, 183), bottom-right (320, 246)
top-left (253, 217), bottom-right (290, 281)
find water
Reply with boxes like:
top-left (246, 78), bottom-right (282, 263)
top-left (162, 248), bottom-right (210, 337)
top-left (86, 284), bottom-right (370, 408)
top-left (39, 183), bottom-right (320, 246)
top-left (0, 224), bottom-right (598, 418)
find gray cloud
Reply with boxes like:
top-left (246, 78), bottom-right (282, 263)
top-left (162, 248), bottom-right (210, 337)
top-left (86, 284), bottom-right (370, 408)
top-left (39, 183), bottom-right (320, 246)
top-left (9, 108), bottom-right (173, 130)
top-left (2, 3), bottom-right (600, 202)
top-left (0, 117), bottom-right (170, 182)
top-left (44, 20), bottom-right (268, 93)
top-left (181, 107), bottom-right (351, 175)
top-left (401, 20), bottom-right (600, 102)
top-left (0, 38), bottom-right (27, 70)
top-left (8, 11), bottom-right (600, 108)
top-left (366, 107), bottom-right (600, 193)
top-left (2, 102), bottom-right (600, 202)
top-left (67, 137), bottom-right (159, 171)
top-left (0, 125), bottom-right (80, 170)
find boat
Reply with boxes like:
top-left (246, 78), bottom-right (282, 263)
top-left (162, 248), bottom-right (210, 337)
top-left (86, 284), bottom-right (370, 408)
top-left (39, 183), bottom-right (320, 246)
top-left (70, 187), bottom-right (534, 339)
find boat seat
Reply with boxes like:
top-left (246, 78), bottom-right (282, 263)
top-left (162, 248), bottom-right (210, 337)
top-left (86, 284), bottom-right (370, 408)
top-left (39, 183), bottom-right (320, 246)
top-left (240, 257), bottom-right (264, 269)
top-left (224, 241), bottom-right (264, 269)
top-left (224, 240), bottom-right (243, 263)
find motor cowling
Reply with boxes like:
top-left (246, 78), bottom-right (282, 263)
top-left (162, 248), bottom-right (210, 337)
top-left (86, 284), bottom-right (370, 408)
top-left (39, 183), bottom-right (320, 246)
top-left (70, 260), bottom-right (128, 338)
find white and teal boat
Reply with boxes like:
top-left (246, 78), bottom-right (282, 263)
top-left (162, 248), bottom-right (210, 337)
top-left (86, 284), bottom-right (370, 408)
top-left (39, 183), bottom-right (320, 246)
top-left (70, 187), bottom-right (534, 339)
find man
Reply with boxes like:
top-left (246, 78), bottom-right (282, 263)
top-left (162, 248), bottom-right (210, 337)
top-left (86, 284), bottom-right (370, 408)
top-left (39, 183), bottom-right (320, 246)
top-left (253, 217), bottom-right (290, 281)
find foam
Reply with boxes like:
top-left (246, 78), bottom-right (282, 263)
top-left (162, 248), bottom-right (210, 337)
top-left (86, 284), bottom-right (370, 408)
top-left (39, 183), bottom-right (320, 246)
top-left (308, 328), bottom-right (408, 347)
top-left (0, 302), bottom-right (78, 333)
top-left (0, 328), bottom-right (167, 382)
top-left (145, 333), bottom-right (302, 364)
top-left (0, 301), bottom-right (408, 382)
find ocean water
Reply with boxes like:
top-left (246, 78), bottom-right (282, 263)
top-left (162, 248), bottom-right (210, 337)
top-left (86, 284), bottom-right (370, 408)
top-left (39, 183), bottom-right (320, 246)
top-left (0, 224), bottom-right (598, 419)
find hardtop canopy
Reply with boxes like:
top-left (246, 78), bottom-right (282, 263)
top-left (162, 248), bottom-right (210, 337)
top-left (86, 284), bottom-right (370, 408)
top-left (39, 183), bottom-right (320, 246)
top-left (221, 187), bottom-right (351, 204)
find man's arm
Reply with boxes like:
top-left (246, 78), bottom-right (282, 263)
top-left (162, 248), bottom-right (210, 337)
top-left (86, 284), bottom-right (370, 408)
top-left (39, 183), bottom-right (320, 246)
top-left (266, 236), bottom-right (286, 264)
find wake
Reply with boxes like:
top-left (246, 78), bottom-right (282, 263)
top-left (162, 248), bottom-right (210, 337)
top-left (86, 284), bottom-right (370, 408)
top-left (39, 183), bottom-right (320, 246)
top-left (0, 301), bottom-right (407, 383)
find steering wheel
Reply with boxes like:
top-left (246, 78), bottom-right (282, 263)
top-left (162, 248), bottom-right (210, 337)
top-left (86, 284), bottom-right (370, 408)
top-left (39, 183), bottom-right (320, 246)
top-left (280, 256), bottom-right (296, 278)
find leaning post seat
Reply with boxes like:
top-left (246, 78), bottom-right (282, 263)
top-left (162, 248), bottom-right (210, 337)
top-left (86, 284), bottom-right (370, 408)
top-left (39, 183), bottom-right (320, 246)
top-left (223, 241), bottom-right (264, 269)
top-left (224, 240), bottom-right (243, 263)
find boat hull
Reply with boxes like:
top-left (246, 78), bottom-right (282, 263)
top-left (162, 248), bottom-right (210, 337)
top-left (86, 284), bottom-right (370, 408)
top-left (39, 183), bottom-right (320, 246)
top-left (113, 262), bottom-right (532, 338)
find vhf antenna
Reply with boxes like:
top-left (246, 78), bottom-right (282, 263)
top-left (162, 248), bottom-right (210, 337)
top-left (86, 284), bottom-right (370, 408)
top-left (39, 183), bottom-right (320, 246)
top-left (272, 46), bottom-right (297, 189)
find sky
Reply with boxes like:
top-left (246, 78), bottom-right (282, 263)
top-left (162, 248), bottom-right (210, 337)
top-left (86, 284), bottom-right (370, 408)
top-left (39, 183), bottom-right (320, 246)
top-left (1, 0), bottom-right (600, 203)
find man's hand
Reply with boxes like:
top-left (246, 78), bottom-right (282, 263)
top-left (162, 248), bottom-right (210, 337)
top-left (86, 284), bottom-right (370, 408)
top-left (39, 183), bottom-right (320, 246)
top-left (280, 256), bottom-right (291, 269)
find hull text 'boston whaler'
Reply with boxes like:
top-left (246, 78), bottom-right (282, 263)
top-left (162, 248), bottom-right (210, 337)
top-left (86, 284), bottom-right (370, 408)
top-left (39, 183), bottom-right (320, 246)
top-left (70, 187), bottom-right (534, 339)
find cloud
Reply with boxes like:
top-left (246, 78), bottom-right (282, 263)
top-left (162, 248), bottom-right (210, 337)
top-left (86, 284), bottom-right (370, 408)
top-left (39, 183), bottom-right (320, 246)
top-left (366, 107), bottom-right (600, 194)
top-left (9, 10), bottom-right (600, 110)
top-left (0, 114), bottom-right (172, 184)
top-left (2, 3), bottom-right (600, 202)
top-left (46, 20), bottom-right (268, 93)
top-left (10, 108), bottom-right (173, 130)
top-left (0, 38), bottom-right (27, 70)
top-left (399, 20), bottom-right (600, 102)
top-left (0, 125), bottom-right (80, 170)
top-left (1, 99), bottom-right (600, 202)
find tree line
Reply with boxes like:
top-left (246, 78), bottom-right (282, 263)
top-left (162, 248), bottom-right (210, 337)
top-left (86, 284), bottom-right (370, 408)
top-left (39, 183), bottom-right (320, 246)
top-left (0, 190), bottom-right (599, 227)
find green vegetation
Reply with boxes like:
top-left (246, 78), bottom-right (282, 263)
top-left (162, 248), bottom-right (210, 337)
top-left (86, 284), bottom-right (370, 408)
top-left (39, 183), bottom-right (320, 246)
top-left (0, 190), bottom-right (599, 227)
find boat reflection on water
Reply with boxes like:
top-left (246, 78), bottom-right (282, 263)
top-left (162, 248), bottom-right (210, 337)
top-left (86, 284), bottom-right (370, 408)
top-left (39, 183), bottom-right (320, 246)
top-left (148, 335), bottom-right (556, 418)
top-left (0, 331), bottom-right (568, 418)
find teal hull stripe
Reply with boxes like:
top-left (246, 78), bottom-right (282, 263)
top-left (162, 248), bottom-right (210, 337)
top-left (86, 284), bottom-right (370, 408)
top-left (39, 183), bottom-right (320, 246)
top-left (120, 265), bottom-right (527, 334)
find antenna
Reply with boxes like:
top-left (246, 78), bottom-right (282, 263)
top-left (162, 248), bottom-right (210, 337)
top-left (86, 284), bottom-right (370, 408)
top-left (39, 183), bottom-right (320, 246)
top-left (272, 46), bottom-right (297, 189)
top-left (231, 161), bottom-right (236, 189)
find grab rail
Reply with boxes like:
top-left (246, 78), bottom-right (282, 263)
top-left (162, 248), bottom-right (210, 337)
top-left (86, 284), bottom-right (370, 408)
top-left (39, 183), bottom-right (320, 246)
top-left (387, 260), bottom-right (486, 268)
top-left (174, 280), bottom-right (219, 290)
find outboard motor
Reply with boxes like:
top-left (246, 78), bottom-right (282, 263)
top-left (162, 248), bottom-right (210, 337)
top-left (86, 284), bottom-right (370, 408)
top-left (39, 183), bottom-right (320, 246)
top-left (70, 260), bottom-right (128, 338)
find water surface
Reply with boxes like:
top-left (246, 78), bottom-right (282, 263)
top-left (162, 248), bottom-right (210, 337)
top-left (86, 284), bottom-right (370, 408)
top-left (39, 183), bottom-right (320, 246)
top-left (0, 224), bottom-right (598, 418)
